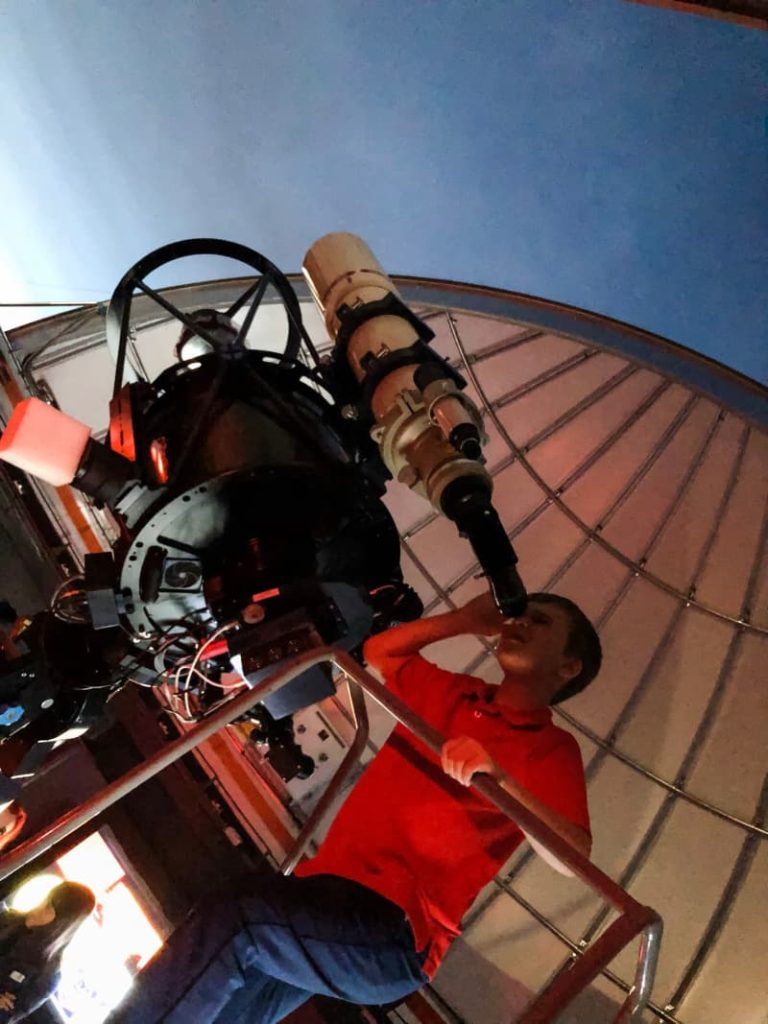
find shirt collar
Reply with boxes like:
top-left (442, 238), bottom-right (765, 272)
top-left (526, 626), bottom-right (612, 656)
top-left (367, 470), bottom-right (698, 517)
top-left (461, 681), bottom-right (552, 729)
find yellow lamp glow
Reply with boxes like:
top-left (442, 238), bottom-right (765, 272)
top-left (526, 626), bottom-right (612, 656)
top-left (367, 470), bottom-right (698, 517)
top-left (10, 873), bottom-right (62, 913)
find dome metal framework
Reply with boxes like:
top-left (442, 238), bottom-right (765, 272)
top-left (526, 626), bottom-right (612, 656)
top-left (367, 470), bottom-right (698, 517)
top-left (2, 272), bottom-right (767, 1024)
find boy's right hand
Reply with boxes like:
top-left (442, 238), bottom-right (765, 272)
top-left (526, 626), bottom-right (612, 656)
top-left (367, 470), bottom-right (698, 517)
top-left (455, 592), bottom-right (507, 636)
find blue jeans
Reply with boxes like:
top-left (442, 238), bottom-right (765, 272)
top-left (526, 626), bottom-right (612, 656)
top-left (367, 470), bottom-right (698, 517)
top-left (110, 873), bottom-right (429, 1024)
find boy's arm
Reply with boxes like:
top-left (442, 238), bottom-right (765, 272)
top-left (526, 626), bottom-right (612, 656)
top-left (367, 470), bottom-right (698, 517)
top-left (442, 736), bottom-right (592, 875)
top-left (363, 593), bottom-right (504, 679)
top-left (494, 771), bottom-right (592, 873)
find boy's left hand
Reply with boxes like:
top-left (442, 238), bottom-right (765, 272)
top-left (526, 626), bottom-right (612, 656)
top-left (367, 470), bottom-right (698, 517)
top-left (441, 736), bottom-right (500, 787)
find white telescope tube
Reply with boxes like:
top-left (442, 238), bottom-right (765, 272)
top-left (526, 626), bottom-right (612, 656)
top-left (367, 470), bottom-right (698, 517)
top-left (303, 233), bottom-right (489, 508)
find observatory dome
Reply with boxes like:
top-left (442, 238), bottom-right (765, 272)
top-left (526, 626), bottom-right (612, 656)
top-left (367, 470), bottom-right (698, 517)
top-left (3, 270), bottom-right (766, 1024)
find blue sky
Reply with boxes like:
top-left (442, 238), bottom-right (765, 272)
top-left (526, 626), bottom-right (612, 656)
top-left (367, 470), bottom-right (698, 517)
top-left (1, 0), bottom-right (765, 382)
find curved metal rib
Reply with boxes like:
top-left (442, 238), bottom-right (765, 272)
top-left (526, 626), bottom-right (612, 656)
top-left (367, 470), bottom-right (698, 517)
top-left (546, 501), bottom-right (768, 992)
top-left (488, 877), bottom-right (680, 1024)
top-left (666, 772), bottom-right (768, 1013)
top-left (417, 375), bottom-right (677, 612)
top-left (589, 421), bottom-right (750, 744)
top-left (447, 313), bottom-right (766, 635)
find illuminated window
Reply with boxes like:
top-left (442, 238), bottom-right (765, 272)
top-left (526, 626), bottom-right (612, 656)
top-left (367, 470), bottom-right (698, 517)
top-left (56, 832), bottom-right (124, 894)
top-left (49, 830), bottom-right (165, 1024)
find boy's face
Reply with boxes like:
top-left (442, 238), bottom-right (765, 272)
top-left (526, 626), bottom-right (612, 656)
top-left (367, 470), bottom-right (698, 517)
top-left (495, 601), bottom-right (581, 696)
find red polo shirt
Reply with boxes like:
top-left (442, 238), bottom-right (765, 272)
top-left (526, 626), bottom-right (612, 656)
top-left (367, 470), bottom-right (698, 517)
top-left (295, 655), bottom-right (590, 977)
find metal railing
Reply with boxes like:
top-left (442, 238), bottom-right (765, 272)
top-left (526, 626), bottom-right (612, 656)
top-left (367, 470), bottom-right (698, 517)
top-left (0, 648), bottom-right (662, 1023)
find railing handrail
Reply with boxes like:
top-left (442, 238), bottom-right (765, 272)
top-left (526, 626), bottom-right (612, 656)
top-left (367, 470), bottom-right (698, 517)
top-left (0, 646), bottom-right (662, 1023)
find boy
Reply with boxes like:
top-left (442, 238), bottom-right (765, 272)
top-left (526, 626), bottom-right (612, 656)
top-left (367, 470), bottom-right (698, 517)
top-left (111, 591), bottom-right (601, 1024)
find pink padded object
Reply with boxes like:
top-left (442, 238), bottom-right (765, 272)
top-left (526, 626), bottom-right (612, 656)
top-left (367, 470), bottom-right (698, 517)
top-left (0, 397), bottom-right (91, 486)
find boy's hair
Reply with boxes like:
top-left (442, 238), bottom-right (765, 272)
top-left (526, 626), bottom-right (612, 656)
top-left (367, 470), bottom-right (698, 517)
top-left (527, 593), bottom-right (602, 706)
top-left (49, 880), bottom-right (96, 919)
top-left (43, 881), bottom-right (97, 962)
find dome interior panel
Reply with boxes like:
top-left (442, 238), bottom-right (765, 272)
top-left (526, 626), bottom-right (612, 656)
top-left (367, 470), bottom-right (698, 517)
top-left (237, 297), bottom-right (288, 348)
top-left (566, 579), bottom-right (679, 738)
top-left (693, 429), bottom-right (768, 621)
top-left (479, 416), bottom-right (513, 470)
top-left (7, 275), bottom-right (767, 1024)
top-left (548, 544), bottom-right (640, 626)
top-left (422, 312), bottom-right (457, 361)
top-left (485, 460), bottom-right (550, 538)
top-left (493, 351), bottom-right (630, 450)
top-left (443, 310), bottom-right (546, 358)
top-left (38, 343), bottom-right (116, 433)
top-left (448, 573), bottom-right (498, 618)
top-left (644, 413), bottom-right (746, 592)
top-left (683, 631), bottom-right (768, 823)
top-left (473, 334), bottom-right (586, 406)
top-left (554, 972), bottom-right (634, 1024)
top-left (563, 383), bottom-right (691, 527)
top-left (462, 874), bottom-right (502, 929)
top-left (599, 400), bottom-right (720, 563)
top-left (383, 480), bottom-right (435, 536)
top-left (420, 314), bottom-right (464, 363)
top-left (412, 599), bottom-right (489, 674)
top-left (433, 899), bottom-right (573, 1023)
top-left (607, 800), bottom-right (744, 1001)
top-left (405, 515), bottom-right (478, 592)
top-left (750, 534), bottom-right (768, 630)
top-left (675, 842), bottom-right (768, 1024)
top-left (617, 609), bottom-right (735, 782)
top-left (424, 631), bottom-right (488, 676)
top-left (497, 504), bottom-right (583, 593)
top-left (132, 317), bottom-right (182, 380)
top-left (523, 370), bottom-right (662, 491)
top-left (509, 851), bottom-right (602, 946)
top-left (293, 299), bottom-right (329, 352)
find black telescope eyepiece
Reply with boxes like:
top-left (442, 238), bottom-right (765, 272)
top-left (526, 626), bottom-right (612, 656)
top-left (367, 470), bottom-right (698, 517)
top-left (439, 477), bottom-right (527, 618)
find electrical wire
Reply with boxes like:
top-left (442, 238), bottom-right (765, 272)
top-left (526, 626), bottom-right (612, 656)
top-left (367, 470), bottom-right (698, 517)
top-left (184, 664), bottom-right (245, 691)
top-left (107, 624), bottom-right (198, 697)
top-left (165, 661), bottom-right (243, 721)
top-left (162, 680), bottom-right (197, 724)
top-left (44, 604), bottom-right (242, 723)
top-left (180, 621), bottom-right (239, 692)
top-left (50, 577), bottom-right (83, 601)
top-left (142, 619), bottom-right (241, 721)
top-left (50, 576), bottom-right (89, 624)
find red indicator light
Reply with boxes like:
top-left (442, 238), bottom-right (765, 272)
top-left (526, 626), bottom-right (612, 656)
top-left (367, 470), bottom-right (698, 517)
top-left (149, 437), bottom-right (169, 484)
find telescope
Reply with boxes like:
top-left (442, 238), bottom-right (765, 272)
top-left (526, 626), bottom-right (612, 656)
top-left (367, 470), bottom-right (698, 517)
top-left (0, 235), bottom-right (526, 781)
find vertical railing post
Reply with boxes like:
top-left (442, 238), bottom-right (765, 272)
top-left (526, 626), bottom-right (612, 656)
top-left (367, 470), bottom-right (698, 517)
top-left (280, 677), bottom-right (370, 876)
